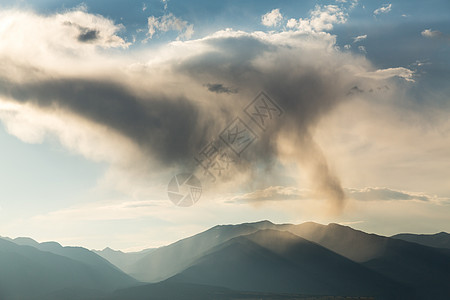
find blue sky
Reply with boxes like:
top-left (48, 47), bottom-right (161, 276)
top-left (0, 0), bottom-right (449, 251)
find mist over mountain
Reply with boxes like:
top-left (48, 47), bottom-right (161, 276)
top-left (392, 232), bottom-right (450, 249)
top-left (0, 238), bottom-right (138, 300)
top-left (126, 223), bottom-right (260, 282)
top-left (167, 229), bottom-right (407, 299)
top-left (93, 247), bottom-right (155, 272)
top-left (2, 221), bottom-right (450, 299)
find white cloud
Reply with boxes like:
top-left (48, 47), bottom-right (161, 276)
top-left (421, 28), bottom-right (444, 39)
top-left (261, 9), bottom-right (283, 27)
top-left (344, 44), bottom-right (351, 49)
top-left (287, 5), bottom-right (347, 32)
top-left (353, 34), bottom-right (367, 43)
top-left (358, 45), bottom-right (366, 53)
top-left (358, 67), bottom-right (414, 82)
top-left (335, 0), bottom-right (359, 9)
top-left (374, 4), bottom-right (392, 15)
top-left (147, 13), bottom-right (194, 40)
top-left (0, 8), bottom-right (129, 68)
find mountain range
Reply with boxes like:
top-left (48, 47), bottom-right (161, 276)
top-left (2, 221), bottom-right (450, 299)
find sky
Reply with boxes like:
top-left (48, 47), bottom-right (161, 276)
top-left (0, 0), bottom-right (449, 251)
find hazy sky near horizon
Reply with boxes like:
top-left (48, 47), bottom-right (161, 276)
top-left (0, 0), bottom-right (449, 251)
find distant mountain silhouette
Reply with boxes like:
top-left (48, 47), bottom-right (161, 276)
top-left (10, 237), bottom-right (130, 273)
top-left (117, 221), bottom-right (450, 299)
top-left (392, 232), bottom-right (450, 249)
top-left (0, 238), bottom-right (138, 300)
top-left (259, 221), bottom-right (389, 262)
top-left (127, 223), bottom-right (259, 282)
top-left (93, 247), bottom-right (155, 272)
top-left (167, 229), bottom-right (408, 299)
top-left (2, 221), bottom-right (450, 299)
top-left (248, 222), bottom-right (450, 299)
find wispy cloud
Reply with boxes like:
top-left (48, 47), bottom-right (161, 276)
top-left (226, 185), bottom-right (450, 205)
top-left (421, 29), bottom-right (442, 38)
top-left (353, 34), bottom-right (367, 43)
top-left (147, 13), bottom-right (194, 40)
top-left (357, 67), bottom-right (414, 82)
top-left (374, 4), bottom-right (392, 15)
top-left (347, 187), bottom-right (433, 202)
top-left (228, 186), bottom-right (309, 204)
top-left (421, 29), bottom-right (450, 41)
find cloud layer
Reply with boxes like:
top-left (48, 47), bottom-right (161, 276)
top-left (0, 6), bottom-right (418, 213)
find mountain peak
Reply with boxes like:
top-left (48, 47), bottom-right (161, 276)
top-left (13, 237), bottom-right (40, 247)
top-left (101, 247), bottom-right (122, 253)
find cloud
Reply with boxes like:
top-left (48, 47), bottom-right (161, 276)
top-left (421, 29), bottom-right (441, 38)
top-left (261, 9), bottom-right (283, 27)
top-left (77, 29), bottom-right (100, 42)
top-left (147, 13), bottom-right (194, 40)
top-left (358, 45), bottom-right (366, 53)
top-left (62, 21), bottom-right (104, 43)
top-left (286, 4), bottom-right (347, 32)
top-left (161, 0), bottom-right (168, 10)
top-left (204, 83), bottom-right (238, 94)
top-left (353, 34), bottom-right (367, 43)
top-left (357, 67), bottom-right (414, 82)
top-left (374, 4), bottom-right (392, 15)
top-left (347, 187), bottom-right (432, 202)
top-left (0, 8), bottom-right (129, 73)
top-left (0, 7), bottom-right (419, 214)
top-left (228, 186), bottom-right (308, 204)
top-left (421, 29), bottom-right (450, 41)
top-left (226, 185), bottom-right (446, 205)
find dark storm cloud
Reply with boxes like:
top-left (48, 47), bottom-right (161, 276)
top-left (78, 29), bottom-right (100, 42)
top-left (0, 76), bottom-right (215, 167)
top-left (63, 21), bottom-right (101, 43)
top-left (174, 33), bottom-right (357, 211)
top-left (204, 83), bottom-right (238, 94)
top-left (0, 31), bottom-right (366, 211)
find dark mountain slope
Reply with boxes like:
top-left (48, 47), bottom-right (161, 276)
top-left (246, 222), bottom-right (450, 300)
top-left (0, 239), bottom-right (138, 300)
top-left (128, 223), bottom-right (259, 282)
top-left (392, 232), bottom-right (450, 249)
top-left (168, 229), bottom-right (410, 299)
top-left (363, 237), bottom-right (450, 300)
